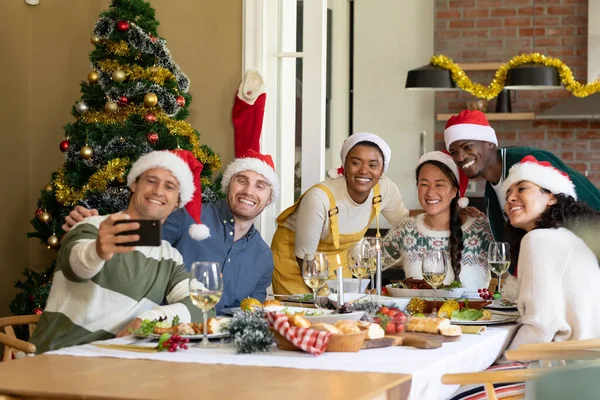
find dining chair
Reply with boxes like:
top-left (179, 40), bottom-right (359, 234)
top-left (441, 339), bottom-right (600, 400)
top-left (0, 315), bottom-right (40, 361)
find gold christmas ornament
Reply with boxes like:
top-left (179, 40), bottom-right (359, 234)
top-left (90, 35), bottom-right (101, 45)
top-left (43, 184), bottom-right (53, 192)
top-left (38, 211), bottom-right (52, 223)
top-left (105, 101), bottom-right (119, 113)
top-left (75, 101), bottom-right (89, 114)
top-left (116, 172), bottom-right (126, 183)
top-left (47, 235), bottom-right (60, 249)
top-left (431, 53), bottom-right (600, 100)
top-left (143, 92), bottom-right (158, 107)
top-left (111, 69), bottom-right (126, 83)
top-left (80, 145), bottom-right (94, 160)
top-left (406, 297), bottom-right (425, 315)
top-left (87, 71), bottom-right (99, 84)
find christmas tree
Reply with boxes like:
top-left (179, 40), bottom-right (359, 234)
top-left (11, 0), bottom-right (222, 322)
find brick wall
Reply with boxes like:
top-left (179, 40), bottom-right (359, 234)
top-left (434, 0), bottom-right (600, 187)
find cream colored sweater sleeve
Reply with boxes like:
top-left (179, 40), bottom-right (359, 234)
top-left (508, 230), bottom-right (569, 350)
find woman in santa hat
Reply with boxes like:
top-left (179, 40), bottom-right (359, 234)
top-left (383, 151), bottom-right (494, 293)
top-left (502, 155), bottom-right (600, 350)
top-left (271, 132), bottom-right (409, 295)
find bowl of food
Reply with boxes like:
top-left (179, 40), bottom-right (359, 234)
top-left (386, 279), bottom-right (465, 298)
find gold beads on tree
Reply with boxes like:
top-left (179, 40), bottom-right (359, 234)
top-left (47, 235), bottom-right (60, 249)
top-left (80, 145), bottom-right (94, 160)
top-left (87, 71), bottom-right (99, 84)
top-left (38, 211), bottom-right (52, 223)
top-left (111, 69), bottom-right (126, 83)
top-left (43, 184), bottom-right (53, 192)
top-left (105, 101), bottom-right (119, 113)
top-left (143, 92), bottom-right (158, 107)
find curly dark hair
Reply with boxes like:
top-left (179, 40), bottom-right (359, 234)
top-left (505, 191), bottom-right (600, 266)
top-left (416, 160), bottom-right (464, 280)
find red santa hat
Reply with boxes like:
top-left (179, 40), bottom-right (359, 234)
top-left (327, 132), bottom-right (391, 179)
top-left (127, 150), bottom-right (210, 240)
top-left (417, 150), bottom-right (470, 208)
top-left (444, 110), bottom-right (498, 151)
top-left (232, 69), bottom-right (266, 158)
top-left (502, 155), bottom-right (577, 200)
top-left (221, 149), bottom-right (279, 201)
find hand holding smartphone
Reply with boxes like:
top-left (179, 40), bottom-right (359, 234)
top-left (115, 219), bottom-right (161, 246)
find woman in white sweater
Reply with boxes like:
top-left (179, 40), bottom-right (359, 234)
top-left (502, 155), bottom-right (600, 350)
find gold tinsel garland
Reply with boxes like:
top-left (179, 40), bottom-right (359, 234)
top-left (430, 53), bottom-right (600, 100)
top-left (77, 106), bottom-right (221, 172)
top-left (53, 158), bottom-right (130, 206)
top-left (106, 41), bottom-right (131, 57)
top-left (97, 60), bottom-right (175, 86)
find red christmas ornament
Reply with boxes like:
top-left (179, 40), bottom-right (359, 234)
top-left (144, 113), bottom-right (157, 123)
top-left (147, 132), bottom-right (159, 144)
top-left (34, 307), bottom-right (43, 315)
top-left (116, 21), bottom-right (130, 32)
top-left (176, 95), bottom-right (186, 107)
top-left (59, 139), bottom-right (70, 152)
top-left (35, 208), bottom-right (43, 217)
top-left (150, 35), bottom-right (157, 43)
top-left (118, 96), bottom-right (129, 106)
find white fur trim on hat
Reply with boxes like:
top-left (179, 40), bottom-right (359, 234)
top-left (237, 69), bottom-right (265, 105)
top-left (189, 224), bottom-right (210, 240)
top-left (501, 161), bottom-right (577, 200)
top-left (221, 157), bottom-right (280, 202)
top-left (127, 151), bottom-right (195, 207)
top-left (340, 132), bottom-right (391, 172)
top-left (444, 123), bottom-right (498, 151)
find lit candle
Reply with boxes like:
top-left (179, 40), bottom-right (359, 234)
top-left (376, 239), bottom-right (382, 296)
top-left (336, 254), bottom-right (344, 307)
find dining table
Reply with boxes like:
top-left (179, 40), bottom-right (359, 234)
top-left (0, 323), bottom-right (517, 400)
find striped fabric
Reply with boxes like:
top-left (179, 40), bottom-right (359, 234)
top-left (267, 312), bottom-right (331, 355)
top-left (448, 362), bottom-right (528, 400)
top-left (30, 215), bottom-right (204, 354)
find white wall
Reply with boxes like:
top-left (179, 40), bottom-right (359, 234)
top-left (353, 0), bottom-right (435, 227)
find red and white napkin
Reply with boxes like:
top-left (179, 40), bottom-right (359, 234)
top-left (266, 312), bottom-right (331, 356)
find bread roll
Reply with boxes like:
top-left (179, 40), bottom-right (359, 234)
top-left (334, 320), bottom-right (361, 334)
top-left (263, 299), bottom-right (283, 307)
top-left (364, 323), bottom-right (385, 339)
top-left (439, 325), bottom-right (462, 337)
top-left (289, 314), bottom-right (311, 328)
top-left (406, 317), bottom-right (450, 334)
top-left (310, 323), bottom-right (342, 334)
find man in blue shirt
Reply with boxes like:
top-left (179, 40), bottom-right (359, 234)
top-left (63, 150), bottom-right (279, 314)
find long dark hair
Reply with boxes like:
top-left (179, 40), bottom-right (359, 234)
top-left (416, 161), bottom-right (464, 280)
top-left (505, 192), bottom-right (600, 266)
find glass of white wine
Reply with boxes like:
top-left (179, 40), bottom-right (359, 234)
top-left (348, 239), bottom-right (376, 294)
top-left (189, 261), bottom-right (223, 348)
top-left (488, 242), bottom-right (511, 296)
top-left (421, 249), bottom-right (448, 316)
top-left (302, 253), bottom-right (329, 309)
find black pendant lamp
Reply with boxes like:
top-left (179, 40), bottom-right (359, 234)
top-left (504, 64), bottom-right (561, 90)
top-left (405, 65), bottom-right (456, 90)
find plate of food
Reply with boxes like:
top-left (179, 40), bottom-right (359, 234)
top-left (386, 278), bottom-right (465, 298)
top-left (132, 316), bottom-right (232, 339)
top-left (327, 293), bottom-right (410, 310)
top-left (484, 299), bottom-right (518, 311)
top-left (449, 308), bottom-right (519, 325)
top-left (263, 305), bottom-right (365, 323)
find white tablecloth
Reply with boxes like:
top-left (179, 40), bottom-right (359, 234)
top-left (48, 325), bottom-right (518, 400)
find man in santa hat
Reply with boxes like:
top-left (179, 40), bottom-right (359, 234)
top-left (444, 110), bottom-right (600, 249)
top-left (32, 150), bottom-right (206, 353)
top-left (63, 149), bottom-right (279, 315)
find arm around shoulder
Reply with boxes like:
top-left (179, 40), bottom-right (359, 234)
top-left (379, 176), bottom-right (409, 225)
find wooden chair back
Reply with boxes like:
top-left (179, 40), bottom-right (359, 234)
top-left (0, 315), bottom-right (40, 361)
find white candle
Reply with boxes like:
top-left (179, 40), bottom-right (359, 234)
top-left (336, 254), bottom-right (344, 307)
top-left (376, 239), bottom-right (382, 296)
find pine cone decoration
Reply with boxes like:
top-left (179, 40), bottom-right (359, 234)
top-left (406, 297), bottom-right (425, 315)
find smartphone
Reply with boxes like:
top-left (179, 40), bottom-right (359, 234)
top-left (115, 219), bottom-right (161, 247)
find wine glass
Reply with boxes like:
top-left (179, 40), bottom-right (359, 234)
top-left (421, 250), bottom-right (448, 316)
top-left (348, 239), bottom-right (377, 294)
top-left (302, 253), bottom-right (329, 309)
top-left (189, 261), bottom-right (223, 348)
top-left (488, 242), bottom-right (511, 297)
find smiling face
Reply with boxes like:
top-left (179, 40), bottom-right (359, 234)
top-left (129, 168), bottom-right (180, 223)
top-left (417, 162), bottom-right (458, 217)
top-left (344, 144), bottom-right (384, 203)
top-left (504, 180), bottom-right (556, 231)
top-left (448, 140), bottom-right (496, 179)
top-left (227, 170), bottom-right (272, 221)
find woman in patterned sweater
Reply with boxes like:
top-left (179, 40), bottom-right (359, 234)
top-left (384, 151), bottom-right (493, 292)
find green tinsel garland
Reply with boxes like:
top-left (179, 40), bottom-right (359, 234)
top-left (225, 310), bottom-right (273, 354)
